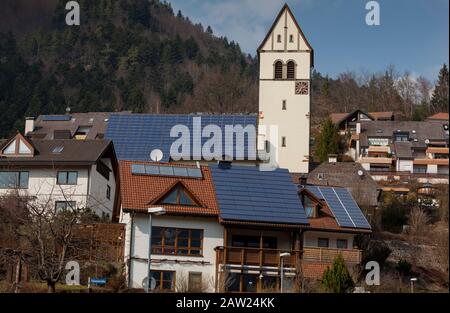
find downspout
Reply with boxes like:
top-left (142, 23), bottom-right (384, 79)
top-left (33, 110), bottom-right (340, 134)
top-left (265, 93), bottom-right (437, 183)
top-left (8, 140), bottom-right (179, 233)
top-left (127, 212), bottom-right (135, 288)
top-left (86, 166), bottom-right (91, 208)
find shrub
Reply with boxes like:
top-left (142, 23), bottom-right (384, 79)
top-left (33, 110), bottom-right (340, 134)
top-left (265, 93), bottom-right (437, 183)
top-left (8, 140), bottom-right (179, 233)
top-left (362, 240), bottom-right (392, 267)
top-left (321, 254), bottom-right (354, 293)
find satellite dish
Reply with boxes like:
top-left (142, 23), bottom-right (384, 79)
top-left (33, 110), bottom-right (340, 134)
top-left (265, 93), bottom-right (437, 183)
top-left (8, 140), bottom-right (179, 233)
top-left (142, 276), bottom-right (157, 291)
top-left (357, 170), bottom-right (364, 177)
top-left (150, 149), bottom-right (164, 162)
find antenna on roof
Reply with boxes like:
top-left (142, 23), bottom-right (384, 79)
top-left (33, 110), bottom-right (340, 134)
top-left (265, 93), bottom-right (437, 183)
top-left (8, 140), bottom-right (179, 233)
top-left (150, 149), bottom-right (163, 162)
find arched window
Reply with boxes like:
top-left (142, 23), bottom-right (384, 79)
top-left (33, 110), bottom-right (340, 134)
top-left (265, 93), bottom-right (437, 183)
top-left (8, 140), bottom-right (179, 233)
top-left (287, 61), bottom-right (295, 80)
top-left (274, 61), bottom-right (283, 79)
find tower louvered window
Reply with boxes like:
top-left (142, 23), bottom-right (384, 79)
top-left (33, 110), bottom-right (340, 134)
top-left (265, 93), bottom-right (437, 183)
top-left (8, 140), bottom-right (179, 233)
top-left (274, 61), bottom-right (283, 79)
top-left (287, 61), bottom-right (295, 80)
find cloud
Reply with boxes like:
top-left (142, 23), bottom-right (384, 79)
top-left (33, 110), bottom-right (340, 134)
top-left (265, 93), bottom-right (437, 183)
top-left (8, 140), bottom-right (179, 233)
top-left (170, 0), bottom-right (286, 54)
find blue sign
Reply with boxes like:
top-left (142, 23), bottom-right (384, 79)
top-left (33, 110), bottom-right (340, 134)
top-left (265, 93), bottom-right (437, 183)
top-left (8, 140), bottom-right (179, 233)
top-left (90, 278), bottom-right (107, 285)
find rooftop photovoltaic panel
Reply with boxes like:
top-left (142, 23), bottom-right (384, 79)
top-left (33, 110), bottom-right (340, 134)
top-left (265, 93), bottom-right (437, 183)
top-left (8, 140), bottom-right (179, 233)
top-left (305, 185), bottom-right (371, 229)
top-left (131, 164), bottom-right (202, 179)
top-left (211, 165), bottom-right (308, 225)
top-left (42, 115), bottom-right (72, 121)
top-left (105, 114), bottom-right (258, 162)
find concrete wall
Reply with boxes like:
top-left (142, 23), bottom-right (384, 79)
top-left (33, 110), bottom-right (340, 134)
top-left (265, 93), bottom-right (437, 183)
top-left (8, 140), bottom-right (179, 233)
top-left (88, 158), bottom-right (116, 218)
top-left (122, 212), bottom-right (223, 292)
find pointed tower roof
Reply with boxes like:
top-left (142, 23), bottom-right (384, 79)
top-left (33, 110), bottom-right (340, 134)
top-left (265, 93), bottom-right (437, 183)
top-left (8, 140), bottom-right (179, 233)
top-left (257, 3), bottom-right (314, 66)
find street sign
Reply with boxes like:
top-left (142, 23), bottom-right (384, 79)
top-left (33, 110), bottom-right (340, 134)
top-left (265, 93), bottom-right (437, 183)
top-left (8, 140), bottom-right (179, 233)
top-left (90, 278), bottom-right (107, 285)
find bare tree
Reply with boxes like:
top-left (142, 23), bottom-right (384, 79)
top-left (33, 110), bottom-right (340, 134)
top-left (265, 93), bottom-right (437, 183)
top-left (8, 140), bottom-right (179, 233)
top-left (0, 190), bottom-right (96, 293)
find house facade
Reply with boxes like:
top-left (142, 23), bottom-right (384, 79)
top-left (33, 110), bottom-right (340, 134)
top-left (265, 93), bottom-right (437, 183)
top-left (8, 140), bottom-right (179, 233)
top-left (0, 133), bottom-right (118, 219)
top-left (353, 120), bottom-right (449, 184)
top-left (119, 160), bottom-right (371, 292)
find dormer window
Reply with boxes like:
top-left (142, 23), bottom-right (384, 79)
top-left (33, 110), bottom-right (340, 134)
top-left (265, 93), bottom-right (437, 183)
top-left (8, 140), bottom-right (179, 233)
top-left (0, 133), bottom-right (34, 157)
top-left (158, 183), bottom-right (201, 207)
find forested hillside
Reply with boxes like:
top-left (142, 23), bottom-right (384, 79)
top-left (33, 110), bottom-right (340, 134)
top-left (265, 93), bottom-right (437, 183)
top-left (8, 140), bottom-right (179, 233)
top-left (0, 0), bottom-right (258, 137)
top-left (0, 0), bottom-right (448, 138)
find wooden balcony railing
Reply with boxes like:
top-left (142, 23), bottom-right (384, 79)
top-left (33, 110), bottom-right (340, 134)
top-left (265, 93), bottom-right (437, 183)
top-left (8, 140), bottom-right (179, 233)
top-left (302, 247), bottom-right (362, 264)
top-left (216, 247), bottom-right (301, 268)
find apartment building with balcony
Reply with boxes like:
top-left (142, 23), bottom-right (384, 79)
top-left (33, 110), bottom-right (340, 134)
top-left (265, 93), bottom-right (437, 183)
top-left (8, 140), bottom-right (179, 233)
top-left (353, 120), bottom-right (449, 184)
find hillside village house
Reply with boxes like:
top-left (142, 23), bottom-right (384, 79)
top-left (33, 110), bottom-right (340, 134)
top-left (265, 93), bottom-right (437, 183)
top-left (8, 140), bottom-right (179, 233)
top-left (330, 110), bottom-right (395, 135)
top-left (351, 120), bottom-right (449, 185)
top-left (0, 132), bottom-right (118, 219)
top-left (119, 160), bottom-right (371, 292)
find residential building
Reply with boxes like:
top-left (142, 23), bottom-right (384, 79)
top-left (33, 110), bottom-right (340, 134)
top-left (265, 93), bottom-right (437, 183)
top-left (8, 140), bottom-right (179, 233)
top-left (257, 4), bottom-right (313, 174)
top-left (330, 110), bottom-right (394, 134)
top-left (353, 120), bottom-right (449, 184)
top-left (119, 160), bottom-right (371, 292)
top-left (25, 111), bottom-right (131, 140)
top-left (306, 159), bottom-right (380, 213)
top-left (0, 132), bottom-right (118, 219)
top-left (299, 185), bottom-right (371, 278)
top-left (426, 112), bottom-right (449, 122)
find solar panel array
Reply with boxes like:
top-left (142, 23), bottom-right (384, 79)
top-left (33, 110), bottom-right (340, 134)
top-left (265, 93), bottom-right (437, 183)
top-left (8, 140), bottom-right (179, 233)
top-left (131, 164), bottom-right (202, 179)
top-left (41, 115), bottom-right (72, 121)
top-left (306, 185), bottom-right (371, 229)
top-left (105, 114), bottom-right (258, 162)
top-left (210, 165), bottom-right (308, 225)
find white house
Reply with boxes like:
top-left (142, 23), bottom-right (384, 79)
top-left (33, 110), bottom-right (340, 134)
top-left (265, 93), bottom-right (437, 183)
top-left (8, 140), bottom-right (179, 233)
top-left (0, 132), bottom-right (119, 219)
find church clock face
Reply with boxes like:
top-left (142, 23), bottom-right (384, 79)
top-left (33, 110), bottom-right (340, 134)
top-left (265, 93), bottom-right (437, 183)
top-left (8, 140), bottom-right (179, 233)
top-left (295, 81), bottom-right (309, 95)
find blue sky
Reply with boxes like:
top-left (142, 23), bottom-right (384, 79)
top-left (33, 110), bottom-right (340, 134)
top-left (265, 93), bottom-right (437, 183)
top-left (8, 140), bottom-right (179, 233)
top-left (169, 0), bottom-right (449, 82)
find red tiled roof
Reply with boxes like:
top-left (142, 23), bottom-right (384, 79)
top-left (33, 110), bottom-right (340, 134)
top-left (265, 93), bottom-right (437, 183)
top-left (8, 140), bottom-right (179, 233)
top-left (427, 112), bottom-right (449, 121)
top-left (119, 160), bottom-right (220, 216)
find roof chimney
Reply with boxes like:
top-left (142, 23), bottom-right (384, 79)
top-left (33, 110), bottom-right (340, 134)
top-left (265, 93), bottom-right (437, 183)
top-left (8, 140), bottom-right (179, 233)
top-left (328, 154), bottom-right (338, 164)
top-left (218, 160), bottom-right (232, 170)
top-left (25, 117), bottom-right (35, 135)
top-left (356, 122), bottom-right (361, 134)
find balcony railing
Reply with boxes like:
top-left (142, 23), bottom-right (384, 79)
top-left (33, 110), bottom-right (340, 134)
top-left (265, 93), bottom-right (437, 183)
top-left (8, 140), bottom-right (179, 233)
top-left (302, 247), bottom-right (362, 264)
top-left (216, 247), bottom-right (301, 268)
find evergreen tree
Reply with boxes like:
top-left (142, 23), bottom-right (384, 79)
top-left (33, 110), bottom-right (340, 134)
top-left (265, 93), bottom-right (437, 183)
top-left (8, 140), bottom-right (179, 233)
top-left (431, 64), bottom-right (449, 112)
top-left (321, 254), bottom-right (354, 293)
top-left (315, 118), bottom-right (340, 163)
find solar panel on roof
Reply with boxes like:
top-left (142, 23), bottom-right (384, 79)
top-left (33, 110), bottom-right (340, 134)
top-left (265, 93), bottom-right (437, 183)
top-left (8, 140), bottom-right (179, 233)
top-left (131, 164), bottom-right (145, 174)
top-left (312, 186), bottom-right (371, 229)
top-left (42, 115), bottom-right (72, 121)
top-left (145, 165), bottom-right (159, 175)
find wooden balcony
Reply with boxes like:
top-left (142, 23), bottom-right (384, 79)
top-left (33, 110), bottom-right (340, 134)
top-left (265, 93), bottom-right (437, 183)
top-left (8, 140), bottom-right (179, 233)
top-left (216, 247), bottom-right (301, 268)
top-left (303, 247), bottom-right (362, 264)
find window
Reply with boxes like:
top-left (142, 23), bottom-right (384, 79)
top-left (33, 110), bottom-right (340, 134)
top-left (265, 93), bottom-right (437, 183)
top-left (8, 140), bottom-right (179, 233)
top-left (0, 171), bottom-right (29, 189)
top-left (395, 132), bottom-right (409, 142)
top-left (52, 146), bottom-right (64, 154)
top-left (413, 165), bottom-right (427, 174)
top-left (3, 139), bottom-right (16, 154)
top-left (57, 171), bottom-right (78, 185)
top-left (282, 137), bottom-right (287, 147)
top-left (289, 34), bottom-right (294, 43)
top-left (303, 196), bottom-right (316, 218)
top-left (274, 61), bottom-right (283, 79)
top-left (73, 126), bottom-right (91, 140)
top-left (1, 136), bottom-right (33, 156)
top-left (152, 227), bottom-right (203, 256)
top-left (159, 185), bottom-right (200, 206)
top-left (231, 235), bottom-right (277, 249)
top-left (287, 61), bottom-right (295, 80)
top-left (337, 239), bottom-right (348, 249)
top-left (282, 100), bottom-right (287, 110)
top-left (96, 161), bottom-right (110, 180)
top-left (188, 272), bottom-right (202, 292)
top-left (150, 271), bottom-right (175, 291)
top-left (106, 185), bottom-right (111, 200)
top-left (55, 201), bottom-right (76, 211)
top-left (318, 238), bottom-right (329, 248)
top-left (277, 34), bottom-right (282, 42)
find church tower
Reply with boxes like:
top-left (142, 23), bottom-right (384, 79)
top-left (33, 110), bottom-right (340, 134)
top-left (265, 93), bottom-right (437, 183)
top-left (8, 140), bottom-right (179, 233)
top-left (258, 4), bottom-right (313, 173)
